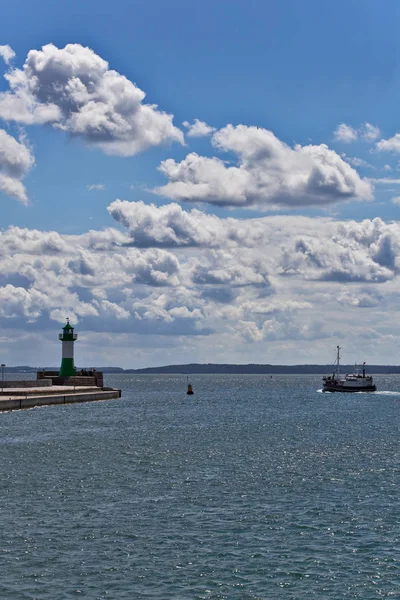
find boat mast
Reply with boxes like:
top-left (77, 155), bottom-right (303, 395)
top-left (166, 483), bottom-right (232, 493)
top-left (334, 345), bottom-right (341, 376)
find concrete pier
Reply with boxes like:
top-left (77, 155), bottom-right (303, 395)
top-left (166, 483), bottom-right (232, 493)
top-left (0, 385), bottom-right (121, 412)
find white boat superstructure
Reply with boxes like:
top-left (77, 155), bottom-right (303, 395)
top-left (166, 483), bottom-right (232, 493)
top-left (322, 346), bottom-right (376, 393)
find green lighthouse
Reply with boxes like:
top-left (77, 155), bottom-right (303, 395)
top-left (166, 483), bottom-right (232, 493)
top-left (59, 319), bottom-right (77, 377)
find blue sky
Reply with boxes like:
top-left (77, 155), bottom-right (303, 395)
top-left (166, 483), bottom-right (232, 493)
top-left (2, 0), bottom-right (400, 367)
top-left (2, 0), bottom-right (400, 228)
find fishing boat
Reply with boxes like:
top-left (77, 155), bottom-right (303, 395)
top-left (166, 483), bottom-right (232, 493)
top-left (322, 346), bottom-right (376, 393)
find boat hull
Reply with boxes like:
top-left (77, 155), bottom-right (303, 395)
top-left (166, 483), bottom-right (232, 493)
top-left (323, 384), bottom-right (376, 393)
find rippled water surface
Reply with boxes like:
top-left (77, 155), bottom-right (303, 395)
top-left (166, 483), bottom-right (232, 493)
top-left (1, 374), bottom-right (399, 599)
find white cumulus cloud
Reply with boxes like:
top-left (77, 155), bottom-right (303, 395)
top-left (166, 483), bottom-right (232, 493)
top-left (0, 129), bottom-right (35, 203)
top-left (4, 209), bottom-right (400, 364)
top-left (0, 43), bottom-right (184, 156)
top-left (107, 200), bottom-right (400, 285)
top-left (362, 122), bottom-right (380, 141)
top-left (334, 122), bottom-right (380, 143)
top-left (376, 133), bottom-right (400, 153)
top-left (0, 284), bottom-right (47, 320)
top-left (108, 199), bottom-right (235, 247)
top-left (183, 118), bottom-right (216, 137)
top-left (334, 123), bottom-right (358, 143)
top-left (156, 124), bottom-right (373, 209)
top-left (0, 45), bottom-right (16, 65)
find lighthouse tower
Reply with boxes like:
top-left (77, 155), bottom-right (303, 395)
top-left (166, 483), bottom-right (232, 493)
top-left (59, 319), bottom-right (77, 377)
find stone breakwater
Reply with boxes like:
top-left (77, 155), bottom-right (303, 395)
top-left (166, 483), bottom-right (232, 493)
top-left (1, 379), bottom-right (53, 388)
top-left (0, 385), bottom-right (121, 412)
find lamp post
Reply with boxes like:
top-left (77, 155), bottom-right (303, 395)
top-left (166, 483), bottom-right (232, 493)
top-left (1, 364), bottom-right (5, 393)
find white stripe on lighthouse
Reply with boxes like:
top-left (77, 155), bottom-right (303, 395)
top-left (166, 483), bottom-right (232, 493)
top-left (62, 340), bottom-right (74, 359)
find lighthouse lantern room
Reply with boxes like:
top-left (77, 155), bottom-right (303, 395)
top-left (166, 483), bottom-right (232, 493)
top-left (59, 319), bottom-right (78, 377)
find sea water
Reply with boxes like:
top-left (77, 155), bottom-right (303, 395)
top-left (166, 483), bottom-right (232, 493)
top-left (0, 374), bottom-right (399, 599)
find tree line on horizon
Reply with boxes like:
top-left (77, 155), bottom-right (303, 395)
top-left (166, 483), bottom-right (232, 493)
top-left (5, 364), bottom-right (400, 374)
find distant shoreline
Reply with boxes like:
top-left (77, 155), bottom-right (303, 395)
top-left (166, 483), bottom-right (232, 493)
top-left (6, 364), bottom-right (400, 375)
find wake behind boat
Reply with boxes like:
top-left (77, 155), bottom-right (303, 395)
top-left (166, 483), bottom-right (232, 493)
top-left (322, 346), bottom-right (376, 393)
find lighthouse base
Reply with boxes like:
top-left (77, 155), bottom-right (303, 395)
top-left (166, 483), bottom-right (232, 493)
top-left (38, 370), bottom-right (104, 388)
top-left (59, 358), bottom-right (76, 377)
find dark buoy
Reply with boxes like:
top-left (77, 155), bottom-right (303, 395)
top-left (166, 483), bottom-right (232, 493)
top-left (187, 383), bottom-right (194, 395)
